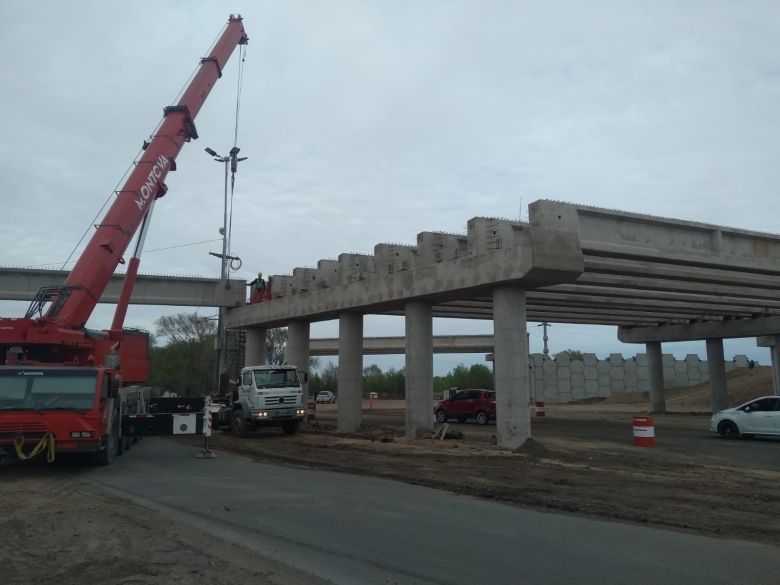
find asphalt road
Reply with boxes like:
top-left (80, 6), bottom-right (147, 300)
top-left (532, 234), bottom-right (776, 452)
top-left (83, 438), bottom-right (779, 585)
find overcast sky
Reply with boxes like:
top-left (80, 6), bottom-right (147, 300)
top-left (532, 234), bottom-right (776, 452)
top-left (1, 1), bottom-right (778, 373)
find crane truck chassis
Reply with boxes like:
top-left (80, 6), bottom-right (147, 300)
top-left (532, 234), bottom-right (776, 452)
top-left (0, 16), bottom-right (248, 465)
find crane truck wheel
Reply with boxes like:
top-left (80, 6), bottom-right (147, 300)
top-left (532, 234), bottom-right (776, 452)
top-left (231, 409), bottom-right (251, 438)
top-left (92, 411), bottom-right (120, 465)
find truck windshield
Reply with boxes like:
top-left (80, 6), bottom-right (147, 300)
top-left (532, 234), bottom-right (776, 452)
top-left (0, 369), bottom-right (98, 411)
top-left (252, 369), bottom-right (299, 389)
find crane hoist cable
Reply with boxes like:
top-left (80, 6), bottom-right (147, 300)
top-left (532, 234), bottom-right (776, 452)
top-left (226, 42), bottom-right (247, 271)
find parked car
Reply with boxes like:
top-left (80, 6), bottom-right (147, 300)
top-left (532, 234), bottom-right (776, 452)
top-left (710, 396), bottom-right (780, 439)
top-left (434, 389), bottom-right (495, 425)
top-left (315, 390), bottom-right (336, 404)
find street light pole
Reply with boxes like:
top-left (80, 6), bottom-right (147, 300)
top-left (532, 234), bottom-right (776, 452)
top-left (205, 146), bottom-right (246, 396)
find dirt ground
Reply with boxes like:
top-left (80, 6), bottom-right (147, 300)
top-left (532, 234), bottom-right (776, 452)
top-left (197, 401), bottom-right (780, 546)
top-left (0, 471), bottom-right (327, 585)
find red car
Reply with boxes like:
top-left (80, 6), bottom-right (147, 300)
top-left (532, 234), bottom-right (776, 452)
top-left (434, 389), bottom-right (495, 425)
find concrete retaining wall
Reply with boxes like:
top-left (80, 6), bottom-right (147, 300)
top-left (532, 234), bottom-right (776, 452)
top-left (530, 353), bottom-right (753, 403)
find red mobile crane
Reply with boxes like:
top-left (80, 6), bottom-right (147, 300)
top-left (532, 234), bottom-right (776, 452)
top-left (0, 16), bottom-right (248, 465)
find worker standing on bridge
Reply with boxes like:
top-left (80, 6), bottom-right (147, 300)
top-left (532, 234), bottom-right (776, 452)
top-left (248, 272), bottom-right (266, 304)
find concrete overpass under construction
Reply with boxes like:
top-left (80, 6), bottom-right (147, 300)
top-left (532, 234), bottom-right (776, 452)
top-left (0, 267), bottom-right (246, 307)
top-left (226, 200), bottom-right (780, 449)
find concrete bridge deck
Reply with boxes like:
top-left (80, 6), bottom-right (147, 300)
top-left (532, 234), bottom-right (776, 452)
top-left (225, 200), bottom-right (780, 449)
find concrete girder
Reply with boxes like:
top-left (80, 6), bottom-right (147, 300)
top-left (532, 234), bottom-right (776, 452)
top-left (424, 303), bottom-right (698, 323)
top-left (539, 284), bottom-right (780, 311)
top-left (443, 294), bottom-right (765, 318)
top-left (573, 272), bottom-right (780, 303)
top-left (619, 316), bottom-right (780, 343)
top-left (584, 257), bottom-right (780, 291)
top-left (0, 267), bottom-right (246, 307)
top-left (537, 200), bottom-right (780, 273)
top-left (310, 334), bottom-right (496, 356)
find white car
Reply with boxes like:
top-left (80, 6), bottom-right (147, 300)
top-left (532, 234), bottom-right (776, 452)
top-left (315, 391), bottom-right (336, 404)
top-left (710, 396), bottom-right (780, 439)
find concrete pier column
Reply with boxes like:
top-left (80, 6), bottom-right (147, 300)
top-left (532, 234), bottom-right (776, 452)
top-left (244, 328), bottom-right (267, 366)
top-left (405, 300), bottom-right (433, 439)
top-left (706, 338), bottom-right (728, 413)
top-left (338, 313), bottom-right (363, 433)
top-left (286, 321), bottom-right (311, 397)
top-left (493, 285), bottom-right (530, 450)
top-left (771, 336), bottom-right (780, 396)
top-left (646, 341), bottom-right (666, 413)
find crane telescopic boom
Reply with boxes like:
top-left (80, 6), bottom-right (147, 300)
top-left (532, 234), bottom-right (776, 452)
top-left (0, 15), bottom-right (248, 383)
top-left (51, 15), bottom-right (248, 328)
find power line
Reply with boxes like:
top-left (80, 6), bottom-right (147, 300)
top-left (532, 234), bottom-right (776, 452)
top-left (18, 238), bottom-right (223, 268)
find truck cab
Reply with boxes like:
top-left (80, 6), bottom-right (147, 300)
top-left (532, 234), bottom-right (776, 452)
top-left (0, 365), bottom-right (122, 465)
top-left (229, 365), bottom-right (306, 436)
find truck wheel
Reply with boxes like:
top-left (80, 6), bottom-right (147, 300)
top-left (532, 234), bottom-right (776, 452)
top-left (231, 409), bottom-right (251, 438)
top-left (92, 411), bottom-right (119, 466)
top-left (282, 421), bottom-right (300, 435)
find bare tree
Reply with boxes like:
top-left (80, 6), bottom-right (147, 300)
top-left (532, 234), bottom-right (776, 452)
top-left (266, 328), bottom-right (287, 364)
top-left (155, 313), bottom-right (216, 344)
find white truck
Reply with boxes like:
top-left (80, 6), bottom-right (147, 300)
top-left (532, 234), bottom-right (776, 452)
top-left (216, 365), bottom-right (307, 436)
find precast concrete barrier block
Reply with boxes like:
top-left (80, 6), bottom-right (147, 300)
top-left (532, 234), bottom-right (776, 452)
top-left (734, 355), bottom-right (749, 368)
top-left (609, 368), bottom-right (625, 380)
top-left (583, 353), bottom-right (598, 365)
top-left (583, 366), bottom-right (597, 380)
top-left (557, 391), bottom-right (573, 403)
top-left (570, 360), bottom-right (585, 373)
top-left (624, 358), bottom-right (637, 371)
top-left (663, 367), bottom-right (676, 383)
top-left (584, 379), bottom-right (599, 395)
top-left (556, 354), bottom-right (571, 366)
top-left (571, 373), bottom-right (585, 387)
top-left (688, 367), bottom-right (701, 381)
top-left (635, 353), bottom-right (648, 367)
top-left (610, 379), bottom-right (626, 393)
top-left (608, 353), bottom-right (624, 365)
top-left (572, 385), bottom-right (586, 400)
top-left (685, 354), bottom-right (700, 365)
top-left (557, 379), bottom-right (572, 392)
top-left (543, 359), bottom-right (556, 372)
top-left (636, 366), bottom-right (649, 381)
top-left (557, 366), bottom-right (571, 380)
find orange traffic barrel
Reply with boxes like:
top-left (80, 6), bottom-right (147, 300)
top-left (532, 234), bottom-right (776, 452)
top-left (632, 415), bottom-right (655, 447)
top-left (534, 401), bottom-right (546, 417)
